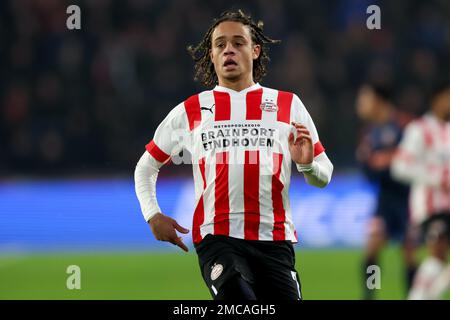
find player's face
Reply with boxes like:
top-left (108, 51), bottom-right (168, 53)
top-left (210, 21), bottom-right (261, 85)
top-left (434, 88), bottom-right (450, 121)
top-left (356, 86), bottom-right (377, 121)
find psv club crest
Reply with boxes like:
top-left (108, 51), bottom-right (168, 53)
top-left (210, 263), bottom-right (224, 281)
top-left (260, 101), bottom-right (278, 112)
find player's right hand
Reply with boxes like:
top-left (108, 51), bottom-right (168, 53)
top-left (148, 213), bottom-right (190, 252)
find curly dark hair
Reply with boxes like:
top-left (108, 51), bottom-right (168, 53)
top-left (187, 9), bottom-right (280, 88)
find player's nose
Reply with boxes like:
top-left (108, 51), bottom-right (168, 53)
top-left (223, 42), bottom-right (236, 55)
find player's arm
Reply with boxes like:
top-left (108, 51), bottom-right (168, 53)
top-left (290, 95), bottom-right (333, 188)
top-left (356, 134), bottom-right (379, 182)
top-left (427, 265), bottom-right (450, 299)
top-left (134, 103), bottom-right (190, 252)
top-left (357, 133), bottom-right (396, 182)
top-left (408, 262), bottom-right (450, 300)
top-left (391, 122), bottom-right (447, 188)
top-left (296, 148), bottom-right (333, 188)
top-left (135, 152), bottom-right (189, 251)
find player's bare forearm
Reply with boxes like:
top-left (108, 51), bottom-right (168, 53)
top-left (148, 212), bottom-right (190, 252)
top-left (367, 149), bottom-right (395, 171)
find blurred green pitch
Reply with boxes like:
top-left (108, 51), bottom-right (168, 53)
top-left (0, 246), bottom-right (448, 300)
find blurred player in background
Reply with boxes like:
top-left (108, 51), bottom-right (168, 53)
top-left (391, 82), bottom-right (450, 300)
top-left (134, 10), bottom-right (333, 300)
top-left (408, 212), bottom-right (450, 299)
top-left (355, 83), bottom-right (414, 299)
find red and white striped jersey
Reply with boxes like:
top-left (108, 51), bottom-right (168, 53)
top-left (392, 113), bottom-right (450, 225)
top-left (145, 83), bottom-right (326, 243)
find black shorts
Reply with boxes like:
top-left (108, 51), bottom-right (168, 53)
top-left (375, 193), bottom-right (409, 241)
top-left (194, 234), bottom-right (302, 300)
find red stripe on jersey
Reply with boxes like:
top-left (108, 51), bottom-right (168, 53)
top-left (246, 88), bottom-right (263, 120)
top-left (442, 167), bottom-right (450, 189)
top-left (244, 150), bottom-right (260, 240)
top-left (272, 153), bottom-right (286, 241)
top-left (214, 152), bottom-right (230, 236)
top-left (277, 91), bottom-right (293, 124)
top-left (426, 187), bottom-right (434, 216)
top-left (314, 141), bottom-right (325, 157)
top-left (440, 123), bottom-right (448, 144)
top-left (145, 140), bottom-right (170, 163)
top-left (442, 167), bottom-right (450, 209)
top-left (419, 120), bottom-right (433, 147)
top-left (213, 91), bottom-right (231, 121)
top-left (192, 158), bottom-right (206, 244)
top-left (184, 94), bottom-right (201, 131)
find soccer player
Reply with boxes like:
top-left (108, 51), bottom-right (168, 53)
top-left (134, 10), bottom-right (333, 300)
top-left (408, 212), bottom-right (450, 300)
top-left (391, 82), bottom-right (450, 299)
top-left (355, 83), bottom-right (414, 299)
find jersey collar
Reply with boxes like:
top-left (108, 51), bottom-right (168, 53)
top-left (213, 82), bottom-right (261, 95)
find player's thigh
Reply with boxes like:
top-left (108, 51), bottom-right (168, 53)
top-left (253, 266), bottom-right (302, 300)
top-left (368, 215), bottom-right (387, 238)
top-left (252, 242), bottom-right (302, 300)
top-left (215, 274), bottom-right (257, 300)
top-left (195, 235), bottom-right (254, 298)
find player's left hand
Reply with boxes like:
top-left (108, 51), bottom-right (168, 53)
top-left (289, 121), bottom-right (313, 165)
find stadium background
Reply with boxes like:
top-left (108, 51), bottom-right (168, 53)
top-left (1, 0), bottom-right (449, 299)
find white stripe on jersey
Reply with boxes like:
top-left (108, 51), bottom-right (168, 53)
top-left (227, 93), bottom-right (246, 239)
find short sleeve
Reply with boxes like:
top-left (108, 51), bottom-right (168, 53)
top-left (291, 94), bottom-right (325, 157)
top-left (145, 102), bottom-right (187, 164)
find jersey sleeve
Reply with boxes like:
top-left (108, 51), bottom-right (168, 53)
top-left (396, 121), bottom-right (424, 159)
top-left (391, 121), bottom-right (442, 187)
top-left (291, 94), bottom-right (325, 158)
top-left (391, 121), bottom-right (425, 176)
top-left (145, 102), bottom-right (187, 165)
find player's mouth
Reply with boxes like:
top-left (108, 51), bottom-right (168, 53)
top-left (223, 59), bottom-right (238, 71)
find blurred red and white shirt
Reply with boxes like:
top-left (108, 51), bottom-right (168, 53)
top-left (139, 83), bottom-right (330, 244)
top-left (391, 113), bottom-right (450, 225)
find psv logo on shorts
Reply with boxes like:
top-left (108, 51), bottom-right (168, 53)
top-left (260, 101), bottom-right (278, 112)
top-left (210, 263), bottom-right (223, 281)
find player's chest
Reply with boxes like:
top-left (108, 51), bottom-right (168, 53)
top-left (369, 124), bottom-right (400, 150)
top-left (192, 94), bottom-right (291, 152)
top-left (422, 124), bottom-right (450, 164)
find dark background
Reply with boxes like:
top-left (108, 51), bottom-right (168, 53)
top-left (1, 0), bottom-right (449, 176)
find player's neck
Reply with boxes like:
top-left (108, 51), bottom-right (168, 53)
top-left (218, 77), bottom-right (255, 93)
top-left (374, 105), bottom-right (394, 124)
top-left (431, 107), bottom-right (449, 122)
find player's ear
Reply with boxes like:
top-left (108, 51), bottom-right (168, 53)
top-left (209, 49), bottom-right (214, 63)
top-left (252, 44), bottom-right (261, 60)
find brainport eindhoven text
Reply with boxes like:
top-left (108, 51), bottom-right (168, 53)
top-left (202, 124), bottom-right (276, 151)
